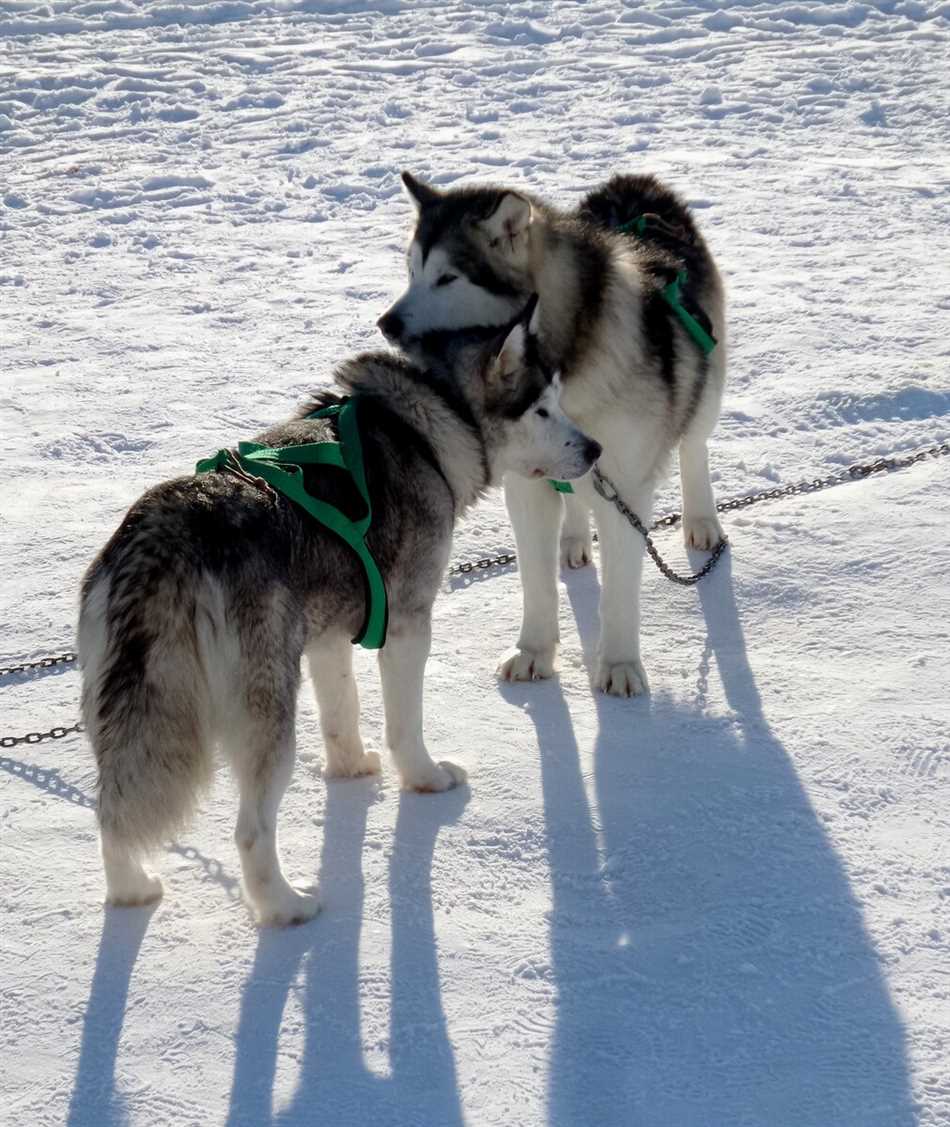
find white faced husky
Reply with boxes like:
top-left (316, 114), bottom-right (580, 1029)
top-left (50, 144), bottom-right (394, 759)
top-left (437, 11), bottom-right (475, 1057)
top-left (379, 172), bottom-right (726, 697)
top-left (78, 305), bottom-right (599, 926)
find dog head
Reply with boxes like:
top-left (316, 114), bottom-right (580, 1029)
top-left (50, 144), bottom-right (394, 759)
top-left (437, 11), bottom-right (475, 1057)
top-left (377, 172), bottom-right (536, 351)
top-left (456, 295), bottom-right (599, 484)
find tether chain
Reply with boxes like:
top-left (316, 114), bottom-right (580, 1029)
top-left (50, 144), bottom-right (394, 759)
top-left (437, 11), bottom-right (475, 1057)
top-left (0, 651), bottom-right (77, 678)
top-left (592, 466), bottom-right (729, 586)
top-left (449, 440), bottom-right (950, 577)
top-left (0, 721), bottom-right (85, 751)
top-left (2, 441), bottom-right (948, 746)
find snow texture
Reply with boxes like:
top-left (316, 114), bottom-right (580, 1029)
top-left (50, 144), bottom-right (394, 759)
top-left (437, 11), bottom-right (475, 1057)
top-left (2, 1), bottom-right (949, 1125)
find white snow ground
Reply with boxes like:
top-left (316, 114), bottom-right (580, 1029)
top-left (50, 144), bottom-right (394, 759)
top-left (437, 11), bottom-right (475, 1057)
top-left (2, 1), bottom-right (949, 1124)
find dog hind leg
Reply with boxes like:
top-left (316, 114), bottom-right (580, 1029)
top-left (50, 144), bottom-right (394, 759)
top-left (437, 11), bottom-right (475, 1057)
top-left (226, 713), bottom-right (319, 927)
top-left (82, 574), bottom-right (213, 908)
top-left (679, 434), bottom-right (725, 551)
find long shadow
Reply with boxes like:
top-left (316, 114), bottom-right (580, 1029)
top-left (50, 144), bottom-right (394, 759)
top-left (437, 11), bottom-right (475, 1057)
top-left (227, 778), bottom-right (468, 1127)
top-left (66, 906), bottom-right (156, 1127)
top-left (1, 752), bottom-right (240, 899)
top-left (504, 555), bottom-right (916, 1126)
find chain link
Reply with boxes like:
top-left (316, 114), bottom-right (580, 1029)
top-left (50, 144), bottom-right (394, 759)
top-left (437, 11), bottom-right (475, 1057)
top-left (592, 467), bottom-right (730, 585)
top-left (0, 721), bottom-right (85, 750)
top-left (0, 651), bottom-right (77, 678)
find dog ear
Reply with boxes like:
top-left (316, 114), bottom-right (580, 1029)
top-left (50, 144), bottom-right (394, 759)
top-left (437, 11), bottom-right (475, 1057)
top-left (481, 192), bottom-right (532, 249)
top-left (401, 171), bottom-right (440, 211)
top-left (488, 320), bottom-right (527, 390)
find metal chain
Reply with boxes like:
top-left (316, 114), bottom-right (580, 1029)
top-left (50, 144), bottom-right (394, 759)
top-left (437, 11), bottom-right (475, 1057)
top-left (0, 721), bottom-right (85, 750)
top-left (449, 440), bottom-right (950, 577)
top-left (2, 440), bottom-right (948, 745)
top-left (0, 651), bottom-right (77, 678)
top-left (592, 466), bottom-right (730, 586)
top-left (0, 653), bottom-right (83, 748)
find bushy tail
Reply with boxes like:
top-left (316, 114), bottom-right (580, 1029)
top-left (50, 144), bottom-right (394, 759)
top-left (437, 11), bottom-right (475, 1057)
top-left (576, 172), bottom-right (701, 245)
top-left (79, 566), bottom-right (214, 852)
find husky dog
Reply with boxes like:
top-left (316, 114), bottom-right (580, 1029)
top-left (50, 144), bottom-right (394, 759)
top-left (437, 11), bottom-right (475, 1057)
top-left (379, 172), bottom-right (726, 697)
top-left (78, 304), bottom-right (599, 925)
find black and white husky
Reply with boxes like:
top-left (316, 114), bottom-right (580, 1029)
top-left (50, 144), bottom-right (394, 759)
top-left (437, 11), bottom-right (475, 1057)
top-left (78, 307), bottom-right (599, 925)
top-left (379, 172), bottom-right (726, 697)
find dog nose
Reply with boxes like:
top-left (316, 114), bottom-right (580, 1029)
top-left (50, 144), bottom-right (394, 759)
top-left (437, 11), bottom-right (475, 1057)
top-left (584, 439), bottom-right (602, 463)
top-left (377, 310), bottom-right (404, 341)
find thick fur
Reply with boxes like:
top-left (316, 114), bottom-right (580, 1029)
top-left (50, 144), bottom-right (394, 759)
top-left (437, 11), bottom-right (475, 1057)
top-left (380, 171), bottom-right (727, 696)
top-left (78, 318), bottom-right (598, 924)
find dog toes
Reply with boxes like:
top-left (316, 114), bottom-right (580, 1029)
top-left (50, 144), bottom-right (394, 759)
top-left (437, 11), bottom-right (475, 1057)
top-left (560, 535), bottom-right (593, 569)
top-left (325, 750), bottom-right (382, 780)
top-left (256, 887), bottom-right (320, 927)
top-left (405, 760), bottom-right (467, 793)
top-left (497, 647), bottom-right (557, 682)
top-left (683, 515), bottom-right (724, 551)
top-left (106, 873), bottom-right (164, 908)
top-left (595, 659), bottom-right (649, 698)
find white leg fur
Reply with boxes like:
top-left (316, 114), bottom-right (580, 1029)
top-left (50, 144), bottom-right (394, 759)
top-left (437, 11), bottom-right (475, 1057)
top-left (560, 490), bottom-right (593, 569)
top-left (378, 617), bottom-right (466, 792)
top-left (230, 729), bottom-right (319, 926)
top-left (307, 633), bottom-right (380, 779)
top-left (101, 830), bottom-right (164, 907)
top-left (498, 474), bottom-right (562, 681)
top-left (591, 474), bottom-right (653, 697)
top-left (679, 435), bottom-right (724, 550)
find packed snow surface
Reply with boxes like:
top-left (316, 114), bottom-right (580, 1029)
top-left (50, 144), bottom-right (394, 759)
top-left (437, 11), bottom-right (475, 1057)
top-left (2, 2), bottom-right (949, 1125)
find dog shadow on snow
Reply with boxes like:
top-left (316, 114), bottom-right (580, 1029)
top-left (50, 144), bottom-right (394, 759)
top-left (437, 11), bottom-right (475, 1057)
top-left (499, 554), bottom-right (918, 1127)
top-left (225, 780), bottom-right (468, 1127)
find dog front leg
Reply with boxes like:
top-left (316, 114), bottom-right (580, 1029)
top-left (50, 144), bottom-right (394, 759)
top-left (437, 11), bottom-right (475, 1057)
top-left (591, 478), bottom-right (653, 697)
top-left (497, 474), bottom-right (562, 681)
top-left (378, 615), bottom-right (466, 793)
top-left (307, 632), bottom-right (380, 779)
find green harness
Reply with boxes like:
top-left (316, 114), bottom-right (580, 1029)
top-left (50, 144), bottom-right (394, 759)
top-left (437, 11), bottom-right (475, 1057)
top-left (195, 398), bottom-right (388, 649)
top-left (550, 212), bottom-right (718, 495)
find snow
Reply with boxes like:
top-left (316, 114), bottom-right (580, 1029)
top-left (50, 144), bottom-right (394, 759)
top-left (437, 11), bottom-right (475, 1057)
top-left (2, 1), bottom-right (949, 1125)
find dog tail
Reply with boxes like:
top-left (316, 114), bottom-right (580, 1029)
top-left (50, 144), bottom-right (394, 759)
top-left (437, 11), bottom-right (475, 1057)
top-left (577, 173), bottom-right (716, 329)
top-left (79, 553), bottom-right (215, 853)
top-left (576, 172), bottom-right (701, 247)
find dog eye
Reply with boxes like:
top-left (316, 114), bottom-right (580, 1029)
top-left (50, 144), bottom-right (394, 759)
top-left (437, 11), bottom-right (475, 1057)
top-left (536, 407), bottom-right (549, 419)
top-left (435, 273), bottom-right (458, 287)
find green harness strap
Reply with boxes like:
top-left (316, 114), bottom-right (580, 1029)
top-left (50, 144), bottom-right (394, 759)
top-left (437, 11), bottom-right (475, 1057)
top-left (617, 213), bottom-right (718, 357)
top-left (195, 399), bottom-right (388, 649)
top-left (549, 213), bottom-right (718, 496)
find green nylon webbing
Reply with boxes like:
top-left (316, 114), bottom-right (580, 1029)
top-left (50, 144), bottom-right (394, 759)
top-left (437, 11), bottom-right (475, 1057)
top-left (619, 213), bottom-right (718, 357)
top-left (195, 399), bottom-right (388, 649)
top-left (548, 213), bottom-right (717, 495)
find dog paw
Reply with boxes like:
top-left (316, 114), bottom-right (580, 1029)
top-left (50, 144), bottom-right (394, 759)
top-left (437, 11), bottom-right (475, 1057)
top-left (683, 514), bottom-right (724, 551)
top-left (595, 659), bottom-right (649, 698)
top-left (256, 886), bottom-right (320, 928)
top-left (404, 759), bottom-right (467, 794)
top-left (497, 647), bottom-right (557, 682)
top-left (325, 750), bottom-right (382, 780)
top-left (560, 533), bottom-right (593, 569)
top-left (106, 873), bottom-right (164, 908)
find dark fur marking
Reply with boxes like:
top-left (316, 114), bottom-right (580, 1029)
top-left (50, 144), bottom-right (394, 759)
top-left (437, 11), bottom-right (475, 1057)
top-left (641, 288), bottom-right (677, 395)
top-left (414, 189), bottom-right (523, 299)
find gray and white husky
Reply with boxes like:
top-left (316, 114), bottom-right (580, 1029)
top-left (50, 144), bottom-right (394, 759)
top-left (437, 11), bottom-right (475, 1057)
top-left (379, 172), bottom-right (726, 697)
top-left (78, 306), bottom-right (599, 925)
